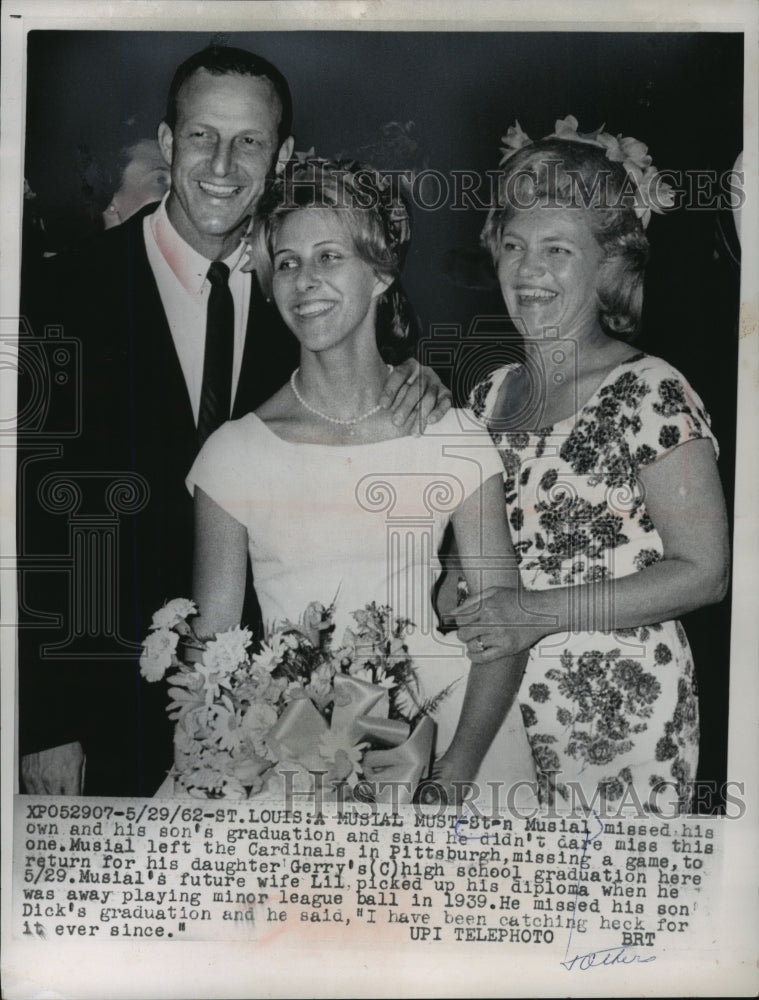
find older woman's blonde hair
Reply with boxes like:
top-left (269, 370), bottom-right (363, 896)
top-left (481, 139), bottom-right (650, 340)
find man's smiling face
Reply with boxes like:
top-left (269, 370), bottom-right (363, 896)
top-left (158, 68), bottom-right (293, 260)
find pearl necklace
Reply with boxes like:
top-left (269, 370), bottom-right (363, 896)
top-left (290, 366), bottom-right (392, 434)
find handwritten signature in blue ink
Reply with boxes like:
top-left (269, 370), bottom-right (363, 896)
top-left (563, 809), bottom-right (605, 961)
top-left (561, 945), bottom-right (657, 971)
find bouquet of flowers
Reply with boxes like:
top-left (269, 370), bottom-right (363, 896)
top-left (140, 595), bottom-right (447, 800)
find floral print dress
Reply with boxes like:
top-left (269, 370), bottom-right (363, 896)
top-left (471, 352), bottom-right (718, 811)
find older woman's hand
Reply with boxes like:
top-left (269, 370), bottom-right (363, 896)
top-left (451, 586), bottom-right (549, 662)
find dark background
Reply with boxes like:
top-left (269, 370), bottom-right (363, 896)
top-left (21, 29), bottom-right (743, 805)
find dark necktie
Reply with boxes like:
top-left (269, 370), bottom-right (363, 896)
top-left (197, 260), bottom-right (234, 447)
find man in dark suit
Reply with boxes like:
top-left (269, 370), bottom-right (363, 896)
top-left (19, 45), bottom-right (448, 796)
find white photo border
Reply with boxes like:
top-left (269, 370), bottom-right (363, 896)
top-left (2, 2), bottom-right (757, 997)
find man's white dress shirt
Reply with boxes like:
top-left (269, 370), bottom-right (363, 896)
top-left (144, 196), bottom-right (251, 424)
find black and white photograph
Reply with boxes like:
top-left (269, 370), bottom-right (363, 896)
top-left (2, 1), bottom-right (757, 996)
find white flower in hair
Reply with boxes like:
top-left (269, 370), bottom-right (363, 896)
top-left (552, 114), bottom-right (607, 147)
top-left (499, 120), bottom-right (532, 164)
top-left (615, 135), bottom-right (653, 169)
top-left (498, 114), bottom-right (676, 227)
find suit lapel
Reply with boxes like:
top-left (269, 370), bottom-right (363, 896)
top-left (118, 210), bottom-right (298, 426)
top-left (233, 271), bottom-right (263, 418)
top-left (121, 207), bottom-right (197, 444)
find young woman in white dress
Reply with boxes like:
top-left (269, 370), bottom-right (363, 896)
top-left (186, 159), bottom-right (536, 802)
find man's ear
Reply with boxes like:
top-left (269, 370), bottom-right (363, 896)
top-left (157, 122), bottom-right (174, 167)
top-left (274, 135), bottom-right (295, 176)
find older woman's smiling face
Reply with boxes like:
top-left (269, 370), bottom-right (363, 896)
top-left (495, 207), bottom-right (604, 340)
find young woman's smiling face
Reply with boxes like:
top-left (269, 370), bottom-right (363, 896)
top-left (495, 207), bottom-right (605, 340)
top-left (271, 208), bottom-right (388, 354)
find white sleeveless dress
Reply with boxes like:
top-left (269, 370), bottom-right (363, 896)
top-left (186, 407), bottom-right (535, 793)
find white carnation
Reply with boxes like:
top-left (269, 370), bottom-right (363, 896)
top-left (151, 598), bottom-right (197, 631)
top-left (140, 628), bottom-right (179, 682)
top-left (202, 626), bottom-right (253, 674)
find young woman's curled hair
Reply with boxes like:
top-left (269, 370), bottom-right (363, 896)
top-left (254, 158), bottom-right (421, 364)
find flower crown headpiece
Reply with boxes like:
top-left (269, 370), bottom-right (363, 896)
top-left (265, 152), bottom-right (412, 254)
top-left (499, 115), bottom-right (675, 227)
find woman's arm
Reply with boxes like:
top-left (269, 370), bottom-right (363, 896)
top-left (456, 439), bottom-right (731, 661)
top-left (435, 473), bottom-right (530, 784)
top-left (192, 486), bottom-right (249, 639)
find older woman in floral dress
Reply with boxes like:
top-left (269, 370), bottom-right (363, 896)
top-left (454, 118), bottom-right (730, 812)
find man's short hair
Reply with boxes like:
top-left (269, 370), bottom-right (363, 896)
top-left (164, 45), bottom-right (293, 145)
